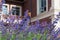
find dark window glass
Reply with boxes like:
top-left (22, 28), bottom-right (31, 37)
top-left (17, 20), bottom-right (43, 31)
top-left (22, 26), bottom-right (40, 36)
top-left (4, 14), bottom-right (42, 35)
top-left (39, 0), bottom-right (46, 13)
top-left (12, 7), bottom-right (20, 16)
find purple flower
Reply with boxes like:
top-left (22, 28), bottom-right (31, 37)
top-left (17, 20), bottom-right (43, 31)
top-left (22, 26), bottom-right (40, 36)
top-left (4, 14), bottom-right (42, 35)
top-left (14, 23), bottom-right (19, 30)
top-left (24, 10), bottom-right (29, 17)
top-left (2, 0), bottom-right (5, 4)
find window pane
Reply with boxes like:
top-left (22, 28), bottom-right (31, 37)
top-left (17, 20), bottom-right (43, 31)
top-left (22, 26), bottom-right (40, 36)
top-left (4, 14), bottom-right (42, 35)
top-left (43, 0), bottom-right (46, 7)
top-left (39, 0), bottom-right (46, 13)
top-left (2, 5), bottom-right (8, 14)
top-left (12, 7), bottom-right (20, 16)
top-left (41, 0), bottom-right (43, 7)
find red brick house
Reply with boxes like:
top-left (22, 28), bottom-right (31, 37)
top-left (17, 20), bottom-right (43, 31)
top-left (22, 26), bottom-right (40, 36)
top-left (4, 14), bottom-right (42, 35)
top-left (2, 0), bottom-right (52, 24)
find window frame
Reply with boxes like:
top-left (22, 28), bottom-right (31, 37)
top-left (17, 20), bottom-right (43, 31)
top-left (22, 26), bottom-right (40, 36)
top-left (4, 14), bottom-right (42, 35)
top-left (10, 5), bottom-right (22, 16)
top-left (2, 4), bottom-right (9, 15)
top-left (2, 4), bottom-right (22, 16)
top-left (37, 0), bottom-right (48, 15)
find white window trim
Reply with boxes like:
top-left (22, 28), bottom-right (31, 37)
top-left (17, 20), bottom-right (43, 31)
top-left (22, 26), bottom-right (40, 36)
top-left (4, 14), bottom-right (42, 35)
top-left (10, 5), bottom-right (22, 16)
top-left (2, 4), bottom-right (9, 15)
top-left (37, 0), bottom-right (48, 16)
top-left (1, 4), bottom-right (22, 16)
top-left (31, 0), bottom-right (53, 22)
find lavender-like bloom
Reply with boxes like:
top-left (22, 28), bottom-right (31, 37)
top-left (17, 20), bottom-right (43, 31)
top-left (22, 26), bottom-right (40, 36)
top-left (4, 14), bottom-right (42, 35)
top-left (0, 21), bottom-right (6, 36)
top-left (2, 0), bottom-right (5, 4)
top-left (34, 20), bottom-right (40, 33)
top-left (24, 10), bottom-right (29, 17)
top-left (0, 10), bottom-right (60, 40)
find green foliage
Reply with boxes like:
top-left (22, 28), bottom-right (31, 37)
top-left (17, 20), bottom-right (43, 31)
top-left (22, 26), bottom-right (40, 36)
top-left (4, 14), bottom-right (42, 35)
top-left (19, 32), bottom-right (24, 40)
top-left (0, 31), bottom-right (2, 40)
top-left (10, 34), bottom-right (16, 40)
top-left (36, 33), bottom-right (42, 40)
top-left (41, 30), bottom-right (47, 40)
top-left (0, 31), bottom-right (9, 40)
top-left (24, 32), bottom-right (34, 40)
top-left (0, 29), bottom-right (49, 40)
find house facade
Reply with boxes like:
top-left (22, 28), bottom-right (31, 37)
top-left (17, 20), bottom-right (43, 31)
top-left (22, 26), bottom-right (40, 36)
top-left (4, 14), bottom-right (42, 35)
top-left (1, 0), bottom-right (60, 27)
top-left (1, 0), bottom-right (51, 22)
top-left (0, 0), bottom-right (53, 26)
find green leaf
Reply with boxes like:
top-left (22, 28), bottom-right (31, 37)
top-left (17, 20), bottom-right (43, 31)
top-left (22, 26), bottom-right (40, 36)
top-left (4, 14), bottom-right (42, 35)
top-left (42, 30), bottom-right (47, 40)
top-left (10, 34), bottom-right (16, 40)
top-left (36, 33), bottom-right (42, 40)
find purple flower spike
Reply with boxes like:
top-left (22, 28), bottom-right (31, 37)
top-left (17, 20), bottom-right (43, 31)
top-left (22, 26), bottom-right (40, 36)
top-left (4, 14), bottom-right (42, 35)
top-left (24, 10), bottom-right (29, 17)
top-left (2, 0), bottom-right (5, 4)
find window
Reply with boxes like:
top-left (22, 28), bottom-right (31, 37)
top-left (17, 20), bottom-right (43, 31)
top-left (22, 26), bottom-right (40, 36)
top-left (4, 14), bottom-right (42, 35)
top-left (2, 4), bottom-right (22, 16)
top-left (2, 4), bottom-right (9, 15)
top-left (12, 7), bottom-right (20, 16)
top-left (39, 0), bottom-right (46, 13)
top-left (10, 5), bottom-right (22, 16)
top-left (2, 5), bottom-right (8, 14)
top-left (37, 0), bottom-right (46, 15)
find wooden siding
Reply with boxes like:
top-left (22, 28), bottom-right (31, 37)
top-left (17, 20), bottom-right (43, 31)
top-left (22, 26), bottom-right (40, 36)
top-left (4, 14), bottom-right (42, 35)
top-left (48, 0), bottom-right (51, 11)
top-left (5, 0), bottom-right (51, 18)
top-left (22, 0), bottom-right (37, 18)
top-left (31, 16), bottom-right (51, 25)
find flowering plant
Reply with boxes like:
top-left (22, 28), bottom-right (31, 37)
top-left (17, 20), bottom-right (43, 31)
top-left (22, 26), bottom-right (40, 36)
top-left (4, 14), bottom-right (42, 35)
top-left (0, 10), bottom-right (60, 40)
